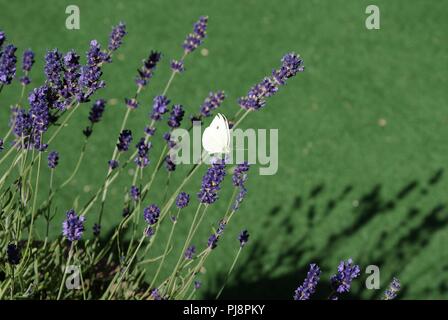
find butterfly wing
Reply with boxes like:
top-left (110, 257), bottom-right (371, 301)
top-left (202, 113), bottom-right (231, 154)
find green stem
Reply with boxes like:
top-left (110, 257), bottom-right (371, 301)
top-left (215, 247), bottom-right (242, 299)
top-left (149, 208), bottom-right (180, 290)
top-left (166, 203), bottom-right (202, 295)
top-left (57, 242), bottom-right (74, 300)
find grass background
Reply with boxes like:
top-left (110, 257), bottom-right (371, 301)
top-left (1, 0), bottom-right (448, 299)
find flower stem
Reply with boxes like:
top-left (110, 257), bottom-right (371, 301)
top-left (215, 247), bottom-right (242, 299)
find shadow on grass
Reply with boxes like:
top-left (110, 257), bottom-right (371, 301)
top-left (205, 168), bottom-right (448, 300)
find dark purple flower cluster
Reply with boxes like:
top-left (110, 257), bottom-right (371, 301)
top-left (143, 204), bottom-right (161, 225)
top-left (183, 16), bottom-right (208, 54)
top-left (44, 49), bottom-right (63, 88)
top-left (232, 163), bottom-right (250, 211)
top-left (238, 52), bottom-right (304, 110)
top-left (233, 187), bottom-right (247, 212)
top-left (93, 223), bottom-right (101, 237)
top-left (164, 155), bottom-right (176, 172)
top-left (59, 50), bottom-right (81, 107)
top-left (330, 258), bottom-right (360, 294)
top-left (129, 185), bottom-right (140, 201)
top-left (0, 44), bottom-right (17, 85)
top-left (62, 209), bottom-right (85, 242)
top-left (13, 85), bottom-right (54, 150)
top-left (207, 233), bottom-right (218, 249)
top-left (238, 229), bottom-right (249, 247)
top-left (232, 162), bottom-right (250, 187)
top-left (150, 95), bottom-right (170, 121)
top-left (88, 99), bottom-right (106, 123)
top-left (217, 220), bottom-right (226, 235)
top-left (20, 49), bottom-right (34, 85)
top-left (117, 129), bottom-right (133, 151)
top-left (198, 160), bottom-right (226, 204)
top-left (47, 151), bottom-right (59, 169)
top-left (144, 126), bottom-right (156, 137)
top-left (176, 192), bottom-right (190, 209)
top-left (136, 51), bottom-right (161, 88)
top-left (199, 91), bottom-right (225, 118)
top-left (7, 243), bottom-right (20, 265)
top-left (78, 40), bottom-right (108, 102)
top-left (293, 264), bottom-right (321, 300)
top-left (125, 97), bottom-right (138, 109)
top-left (184, 245), bottom-right (196, 260)
top-left (108, 159), bottom-right (119, 170)
top-left (0, 139), bottom-right (3, 151)
top-left (108, 22), bottom-right (127, 52)
top-left (194, 280), bottom-right (201, 289)
top-left (163, 132), bottom-right (176, 149)
top-left (168, 104), bottom-right (185, 128)
top-left (171, 59), bottom-right (185, 73)
top-left (384, 277), bottom-right (400, 300)
top-left (134, 138), bottom-right (151, 168)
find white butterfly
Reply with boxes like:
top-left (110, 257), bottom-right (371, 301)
top-left (202, 113), bottom-right (231, 154)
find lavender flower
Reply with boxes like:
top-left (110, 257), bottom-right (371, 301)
top-left (135, 51), bottom-right (161, 88)
top-left (134, 137), bottom-right (151, 168)
top-left (232, 162), bottom-right (250, 187)
top-left (143, 204), bottom-right (161, 225)
top-left (125, 97), bottom-right (138, 109)
top-left (164, 155), bottom-right (176, 172)
top-left (20, 49), bottom-right (34, 85)
top-left (293, 264), bottom-right (321, 300)
top-left (384, 278), bottom-right (400, 300)
top-left (62, 209), bottom-right (85, 242)
top-left (93, 223), bottom-right (101, 237)
top-left (44, 49), bottom-right (63, 88)
top-left (47, 151), bottom-right (59, 169)
top-left (198, 160), bottom-right (226, 204)
top-left (144, 126), bottom-right (156, 136)
top-left (108, 22), bottom-right (127, 52)
top-left (168, 104), bottom-right (185, 128)
top-left (238, 229), bottom-right (249, 247)
top-left (184, 245), bottom-right (196, 260)
top-left (232, 187), bottom-right (247, 212)
top-left (0, 44), bottom-right (17, 85)
top-left (108, 159), bottom-right (119, 170)
top-left (150, 288), bottom-right (162, 300)
top-left (183, 16), bottom-right (208, 54)
top-left (330, 258), bottom-right (361, 294)
top-left (217, 220), bottom-right (226, 235)
top-left (117, 129), bottom-right (132, 151)
top-left (239, 52), bottom-right (304, 111)
top-left (7, 243), bottom-right (20, 265)
top-left (171, 59), bottom-right (185, 73)
top-left (194, 280), bottom-right (201, 289)
top-left (176, 192), bottom-right (190, 209)
top-left (199, 91), bottom-right (225, 118)
top-left (88, 99), bottom-right (106, 123)
top-left (129, 185), bottom-right (140, 201)
top-left (61, 50), bottom-right (81, 105)
top-left (207, 233), bottom-right (218, 249)
top-left (145, 226), bottom-right (155, 238)
top-left (150, 95), bottom-right (170, 121)
top-left (78, 40), bottom-right (107, 102)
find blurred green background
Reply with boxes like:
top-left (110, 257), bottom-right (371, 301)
top-left (1, 0), bottom-right (447, 299)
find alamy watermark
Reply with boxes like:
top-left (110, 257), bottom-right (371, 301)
top-left (168, 121), bottom-right (278, 175)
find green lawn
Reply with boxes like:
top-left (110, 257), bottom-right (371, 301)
top-left (1, 0), bottom-right (447, 299)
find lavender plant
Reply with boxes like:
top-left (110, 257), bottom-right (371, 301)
top-left (0, 16), bottom-right (306, 300)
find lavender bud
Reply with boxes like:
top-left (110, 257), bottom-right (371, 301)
top-left (47, 151), bottom-right (59, 169)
